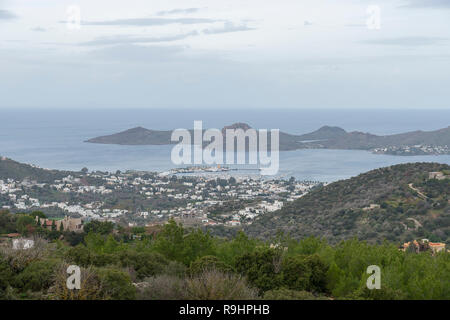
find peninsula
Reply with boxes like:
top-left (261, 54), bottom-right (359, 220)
top-left (85, 124), bottom-right (450, 156)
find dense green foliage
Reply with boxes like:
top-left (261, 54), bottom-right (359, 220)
top-left (0, 212), bottom-right (448, 300)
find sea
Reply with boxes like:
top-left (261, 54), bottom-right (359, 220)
top-left (0, 108), bottom-right (449, 182)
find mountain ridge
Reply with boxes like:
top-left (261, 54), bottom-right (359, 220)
top-left (85, 124), bottom-right (450, 155)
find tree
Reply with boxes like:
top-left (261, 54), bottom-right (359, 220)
top-left (326, 261), bottom-right (344, 293)
top-left (84, 220), bottom-right (114, 235)
top-left (182, 229), bottom-right (215, 265)
top-left (153, 219), bottom-right (185, 262)
top-left (32, 211), bottom-right (46, 219)
top-left (216, 231), bottom-right (258, 266)
top-left (16, 215), bottom-right (36, 235)
top-left (65, 244), bottom-right (92, 267)
top-left (235, 248), bottom-right (283, 292)
top-left (281, 256), bottom-right (311, 291)
top-left (0, 210), bottom-right (16, 234)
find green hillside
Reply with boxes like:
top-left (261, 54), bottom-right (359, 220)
top-left (0, 157), bottom-right (75, 183)
top-left (246, 163), bottom-right (450, 244)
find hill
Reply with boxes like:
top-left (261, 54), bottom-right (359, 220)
top-left (308, 126), bottom-right (450, 150)
top-left (85, 127), bottom-right (174, 145)
top-left (0, 157), bottom-right (76, 183)
top-left (245, 162), bottom-right (450, 244)
top-left (85, 124), bottom-right (450, 155)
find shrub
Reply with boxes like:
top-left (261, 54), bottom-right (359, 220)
top-left (14, 258), bottom-right (59, 292)
top-left (63, 231), bottom-right (85, 246)
top-left (0, 257), bottom-right (14, 299)
top-left (350, 286), bottom-right (407, 300)
top-left (280, 256), bottom-right (311, 291)
top-left (185, 270), bottom-right (259, 300)
top-left (118, 251), bottom-right (168, 280)
top-left (303, 254), bottom-right (329, 293)
top-left (263, 288), bottom-right (329, 300)
top-left (162, 260), bottom-right (187, 277)
top-left (0, 237), bottom-right (49, 272)
top-left (91, 253), bottom-right (118, 267)
top-left (235, 248), bottom-right (283, 292)
top-left (97, 267), bottom-right (136, 300)
top-left (136, 275), bottom-right (186, 300)
top-left (189, 256), bottom-right (233, 275)
top-left (48, 262), bottom-right (102, 300)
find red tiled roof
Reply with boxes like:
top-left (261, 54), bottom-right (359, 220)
top-left (6, 233), bottom-right (20, 237)
top-left (429, 242), bottom-right (445, 247)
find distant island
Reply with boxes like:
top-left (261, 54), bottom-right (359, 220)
top-left (85, 124), bottom-right (450, 156)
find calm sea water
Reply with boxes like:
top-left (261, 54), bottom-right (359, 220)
top-left (0, 108), bottom-right (449, 182)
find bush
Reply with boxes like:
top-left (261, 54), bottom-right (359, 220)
top-left (235, 248), bottom-right (283, 292)
top-left (263, 288), bottom-right (329, 300)
top-left (185, 270), bottom-right (259, 300)
top-left (0, 237), bottom-right (49, 272)
top-left (63, 231), bottom-right (84, 246)
top-left (48, 263), bottom-right (102, 300)
top-left (189, 256), bottom-right (233, 275)
top-left (162, 260), bottom-right (187, 277)
top-left (50, 263), bottom-right (136, 300)
top-left (280, 256), bottom-right (311, 292)
top-left (97, 267), bottom-right (136, 300)
top-left (14, 258), bottom-right (59, 292)
top-left (303, 255), bottom-right (328, 293)
top-left (0, 257), bottom-right (14, 299)
top-left (350, 286), bottom-right (407, 300)
top-left (136, 275), bottom-right (186, 300)
top-left (91, 253), bottom-right (118, 267)
top-left (118, 251), bottom-right (168, 280)
top-left (137, 270), bottom-right (259, 300)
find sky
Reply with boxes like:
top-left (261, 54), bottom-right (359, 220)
top-left (0, 0), bottom-right (450, 109)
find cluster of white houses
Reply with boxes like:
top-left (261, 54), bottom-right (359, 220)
top-left (1, 168), bottom-right (319, 227)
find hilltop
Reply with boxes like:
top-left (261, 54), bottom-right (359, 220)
top-left (85, 127), bottom-right (173, 145)
top-left (245, 162), bottom-right (450, 244)
top-left (0, 157), bottom-right (77, 183)
top-left (85, 124), bottom-right (450, 155)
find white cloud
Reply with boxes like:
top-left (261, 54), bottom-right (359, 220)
top-left (1, 0), bottom-right (450, 109)
top-left (0, 9), bottom-right (16, 20)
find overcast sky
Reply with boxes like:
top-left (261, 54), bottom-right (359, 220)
top-left (1, 0), bottom-right (450, 109)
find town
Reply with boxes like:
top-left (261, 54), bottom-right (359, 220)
top-left (0, 160), bottom-right (320, 229)
top-left (372, 144), bottom-right (450, 156)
